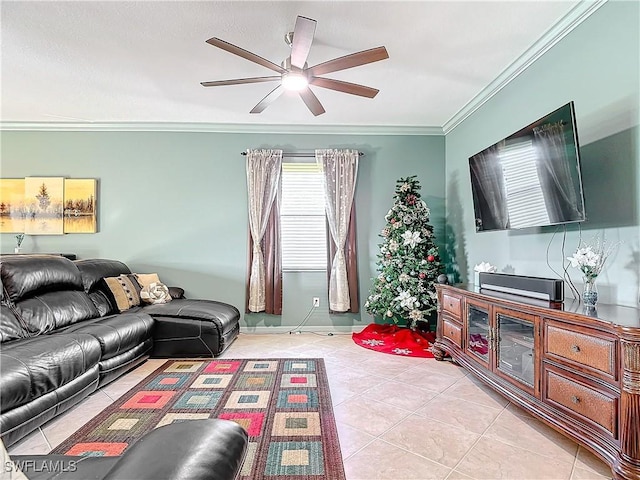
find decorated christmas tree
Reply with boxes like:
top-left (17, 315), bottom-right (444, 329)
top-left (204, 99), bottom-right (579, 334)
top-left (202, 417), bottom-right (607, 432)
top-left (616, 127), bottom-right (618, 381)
top-left (365, 176), bottom-right (442, 329)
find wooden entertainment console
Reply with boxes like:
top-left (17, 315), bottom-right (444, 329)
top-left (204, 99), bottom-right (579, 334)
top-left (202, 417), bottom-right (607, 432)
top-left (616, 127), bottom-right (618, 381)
top-left (433, 284), bottom-right (640, 479)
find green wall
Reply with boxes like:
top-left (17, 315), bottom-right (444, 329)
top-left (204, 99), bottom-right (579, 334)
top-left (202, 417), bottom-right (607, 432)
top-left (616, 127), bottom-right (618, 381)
top-left (0, 131), bottom-right (446, 330)
top-left (445, 0), bottom-right (640, 307)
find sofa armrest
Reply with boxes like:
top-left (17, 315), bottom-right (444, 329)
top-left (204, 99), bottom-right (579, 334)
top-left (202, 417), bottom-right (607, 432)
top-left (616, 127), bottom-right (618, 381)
top-left (103, 419), bottom-right (247, 480)
top-left (168, 286), bottom-right (185, 299)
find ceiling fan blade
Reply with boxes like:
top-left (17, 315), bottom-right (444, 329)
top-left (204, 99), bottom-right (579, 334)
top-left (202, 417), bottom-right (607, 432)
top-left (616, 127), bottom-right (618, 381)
top-left (299, 87), bottom-right (326, 116)
top-left (201, 76), bottom-right (281, 87)
top-left (250, 84), bottom-right (284, 114)
top-left (290, 16), bottom-right (316, 69)
top-left (206, 37), bottom-right (286, 74)
top-left (307, 46), bottom-right (389, 76)
top-left (309, 77), bottom-right (379, 98)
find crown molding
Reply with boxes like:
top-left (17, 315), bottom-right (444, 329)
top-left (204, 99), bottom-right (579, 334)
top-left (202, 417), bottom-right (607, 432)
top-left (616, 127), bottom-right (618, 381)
top-left (0, 121), bottom-right (443, 136)
top-left (442, 0), bottom-right (608, 135)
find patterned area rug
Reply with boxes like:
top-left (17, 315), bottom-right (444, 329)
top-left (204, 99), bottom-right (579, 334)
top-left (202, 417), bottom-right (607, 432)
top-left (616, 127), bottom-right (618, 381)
top-left (53, 358), bottom-right (345, 479)
top-left (352, 323), bottom-right (436, 358)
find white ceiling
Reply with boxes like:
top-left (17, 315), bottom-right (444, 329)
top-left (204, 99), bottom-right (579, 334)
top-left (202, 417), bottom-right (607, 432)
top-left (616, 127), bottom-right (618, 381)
top-left (1, 1), bottom-right (586, 130)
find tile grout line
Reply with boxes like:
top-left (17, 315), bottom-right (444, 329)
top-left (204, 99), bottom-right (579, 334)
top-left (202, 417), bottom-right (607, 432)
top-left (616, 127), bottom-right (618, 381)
top-left (486, 404), bottom-right (584, 467)
top-left (443, 400), bottom-right (511, 479)
top-left (39, 427), bottom-right (53, 453)
top-left (569, 446), bottom-right (580, 480)
top-left (343, 382), bottom-right (464, 468)
top-left (375, 436), bottom-right (455, 474)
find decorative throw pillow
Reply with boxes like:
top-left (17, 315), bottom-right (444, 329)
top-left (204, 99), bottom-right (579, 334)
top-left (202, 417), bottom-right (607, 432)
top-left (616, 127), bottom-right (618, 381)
top-left (134, 273), bottom-right (161, 289)
top-left (101, 274), bottom-right (142, 312)
top-left (140, 282), bottom-right (172, 305)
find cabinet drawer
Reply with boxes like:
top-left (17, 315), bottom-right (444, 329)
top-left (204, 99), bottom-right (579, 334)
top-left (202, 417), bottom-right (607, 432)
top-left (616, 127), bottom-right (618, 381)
top-left (545, 369), bottom-right (617, 437)
top-left (443, 318), bottom-right (462, 348)
top-left (441, 293), bottom-right (462, 318)
top-left (545, 324), bottom-right (616, 378)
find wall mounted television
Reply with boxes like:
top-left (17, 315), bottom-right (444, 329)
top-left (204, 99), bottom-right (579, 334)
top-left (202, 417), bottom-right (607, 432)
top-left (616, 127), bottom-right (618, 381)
top-left (469, 101), bottom-right (586, 232)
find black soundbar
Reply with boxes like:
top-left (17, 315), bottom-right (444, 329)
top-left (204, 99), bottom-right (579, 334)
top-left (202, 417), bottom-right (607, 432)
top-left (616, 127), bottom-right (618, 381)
top-left (478, 272), bottom-right (564, 302)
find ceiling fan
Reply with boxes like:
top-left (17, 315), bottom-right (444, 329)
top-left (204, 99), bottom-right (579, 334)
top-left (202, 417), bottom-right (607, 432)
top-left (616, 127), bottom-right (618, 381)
top-left (200, 16), bottom-right (389, 116)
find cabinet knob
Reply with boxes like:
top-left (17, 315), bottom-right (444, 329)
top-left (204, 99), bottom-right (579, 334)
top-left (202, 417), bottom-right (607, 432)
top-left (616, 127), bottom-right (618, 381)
top-left (571, 345), bottom-right (581, 353)
top-left (571, 395), bottom-right (581, 404)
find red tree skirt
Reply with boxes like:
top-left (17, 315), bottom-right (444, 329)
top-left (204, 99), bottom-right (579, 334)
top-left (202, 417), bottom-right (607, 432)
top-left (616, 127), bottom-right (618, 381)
top-left (352, 323), bottom-right (436, 358)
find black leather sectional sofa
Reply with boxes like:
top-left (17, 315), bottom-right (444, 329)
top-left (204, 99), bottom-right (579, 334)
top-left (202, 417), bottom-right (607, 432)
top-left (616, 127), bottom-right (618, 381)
top-left (0, 255), bottom-right (241, 449)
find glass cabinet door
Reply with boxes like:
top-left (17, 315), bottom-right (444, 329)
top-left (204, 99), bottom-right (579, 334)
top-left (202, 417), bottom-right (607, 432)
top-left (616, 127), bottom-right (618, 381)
top-left (467, 304), bottom-right (490, 363)
top-left (497, 314), bottom-right (534, 388)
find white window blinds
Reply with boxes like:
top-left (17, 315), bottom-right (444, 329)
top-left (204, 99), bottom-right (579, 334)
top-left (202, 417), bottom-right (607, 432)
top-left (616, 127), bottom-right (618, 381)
top-left (499, 140), bottom-right (551, 228)
top-left (281, 163), bottom-right (327, 271)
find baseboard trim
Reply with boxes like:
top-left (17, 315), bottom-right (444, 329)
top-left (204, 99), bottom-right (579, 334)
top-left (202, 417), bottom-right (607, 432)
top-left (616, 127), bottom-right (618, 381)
top-left (240, 325), bottom-right (363, 334)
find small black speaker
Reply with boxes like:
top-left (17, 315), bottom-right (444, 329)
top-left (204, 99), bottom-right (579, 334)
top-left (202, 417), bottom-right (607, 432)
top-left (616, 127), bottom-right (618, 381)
top-left (478, 272), bottom-right (563, 302)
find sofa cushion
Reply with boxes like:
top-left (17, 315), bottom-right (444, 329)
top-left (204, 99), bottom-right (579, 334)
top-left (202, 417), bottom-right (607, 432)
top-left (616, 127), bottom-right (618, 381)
top-left (100, 275), bottom-right (142, 313)
top-left (140, 282), bottom-right (172, 305)
top-left (134, 273), bottom-right (161, 289)
top-left (0, 333), bottom-right (101, 411)
top-left (1, 255), bottom-right (84, 303)
top-left (15, 291), bottom-right (100, 335)
top-left (75, 259), bottom-right (131, 293)
top-left (1, 367), bottom-right (99, 448)
top-left (100, 420), bottom-right (248, 480)
top-left (142, 299), bottom-right (239, 334)
top-left (0, 305), bottom-right (26, 343)
top-left (75, 259), bottom-right (133, 316)
top-left (61, 312), bottom-right (154, 361)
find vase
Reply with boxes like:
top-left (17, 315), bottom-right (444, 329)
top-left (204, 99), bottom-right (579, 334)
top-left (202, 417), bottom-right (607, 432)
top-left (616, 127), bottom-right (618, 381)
top-left (582, 277), bottom-right (598, 307)
top-left (14, 247), bottom-right (22, 254)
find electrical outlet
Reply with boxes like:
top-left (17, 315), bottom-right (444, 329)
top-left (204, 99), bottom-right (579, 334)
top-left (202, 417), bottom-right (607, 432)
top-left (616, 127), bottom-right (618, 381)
top-left (312, 297), bottom-right (320, 307)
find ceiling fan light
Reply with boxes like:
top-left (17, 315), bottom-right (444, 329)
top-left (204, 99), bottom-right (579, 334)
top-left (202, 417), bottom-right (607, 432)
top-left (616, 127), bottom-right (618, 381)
top-left (281, 72), bottom-right (308, 91)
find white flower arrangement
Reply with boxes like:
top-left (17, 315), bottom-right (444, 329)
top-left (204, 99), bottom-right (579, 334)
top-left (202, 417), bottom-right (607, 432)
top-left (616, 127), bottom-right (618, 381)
top-left (567, 236), bottom-right (617, 281)
top-left (473, 262), bottom-right (497, 273)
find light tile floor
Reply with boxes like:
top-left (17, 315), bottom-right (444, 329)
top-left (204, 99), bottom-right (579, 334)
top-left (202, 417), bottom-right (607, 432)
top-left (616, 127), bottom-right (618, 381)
top-left (9, 332), bottom-right (613, 480)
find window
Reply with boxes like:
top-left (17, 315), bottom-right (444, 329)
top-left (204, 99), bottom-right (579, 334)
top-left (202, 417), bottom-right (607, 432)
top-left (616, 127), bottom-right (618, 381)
top-left (281, 163), bottom-right (327, 271)
top-left (499, 139), bottom-right (550, 228)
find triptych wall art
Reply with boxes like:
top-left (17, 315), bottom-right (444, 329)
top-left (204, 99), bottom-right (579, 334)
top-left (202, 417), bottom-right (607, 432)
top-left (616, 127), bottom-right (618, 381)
top-left (0, 177), bottom-right (97, 234)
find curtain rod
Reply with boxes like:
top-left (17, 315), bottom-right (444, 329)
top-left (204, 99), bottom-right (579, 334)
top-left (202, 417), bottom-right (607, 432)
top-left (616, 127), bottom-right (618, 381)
top-left (241, 151), bottom-right (364, 158)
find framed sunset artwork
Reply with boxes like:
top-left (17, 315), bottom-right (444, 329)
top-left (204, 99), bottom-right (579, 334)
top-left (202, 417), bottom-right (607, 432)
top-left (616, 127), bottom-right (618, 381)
top-left (24, 177), bottom-right (64, 235)
top-left (0, 179), bottom-right (26, 233)
top-left (64, 179), bottom-right (97, 233)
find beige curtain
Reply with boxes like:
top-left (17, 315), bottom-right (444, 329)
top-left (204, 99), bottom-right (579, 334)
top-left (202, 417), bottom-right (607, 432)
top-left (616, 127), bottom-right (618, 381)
top-left (327, 204), bottom-right (359, 313)
top-left (245, 186), bottom-right (283, 315)
top-left (246, 149), bottom-right (282, 312)
top-left (316, 149), bottom-right (359, 312)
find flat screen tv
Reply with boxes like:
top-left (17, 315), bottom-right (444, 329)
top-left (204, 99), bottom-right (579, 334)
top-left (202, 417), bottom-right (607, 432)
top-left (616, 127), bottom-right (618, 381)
top-left (469, 101), bottom-right (586, 232)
